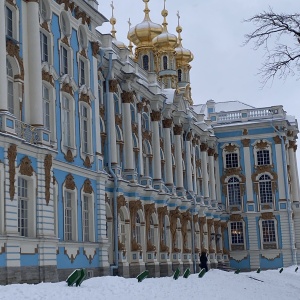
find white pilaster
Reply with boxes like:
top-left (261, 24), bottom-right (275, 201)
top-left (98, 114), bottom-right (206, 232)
top-left (242, 140), bottom-right (254, 202)
top-left (108, 87), bottom-right (117, 164)
top-left (122, 100), bottom-right (134, 170)
top-left (208, 148), bottom-right (216, 201)
top-left (174, 125), bottom-right (183, 188)
top-left (137, 105), bottom-right (143, 176)
top-left (185, 138), bottom-right (193, 192)
top-left (163, 121), bottom-right (173, 185)
top-left (0, 2), bottom-right (7, 111)
top-left (26, 0), bottom-right (43, 126)
top-left (201, 143), bottom-right (209, 198)
top-left (288, 142), bottom-right (299, 202)
top-left (274, 143), bottom-right (285, 199)
top-left (151, 111), bottom-right (161, 180)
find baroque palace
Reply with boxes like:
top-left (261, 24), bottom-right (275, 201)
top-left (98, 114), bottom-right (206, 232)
top-left (1, 0), bottom-right (300, 284)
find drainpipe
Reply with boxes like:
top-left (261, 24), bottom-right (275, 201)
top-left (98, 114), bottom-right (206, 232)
top-left (185, 113), bottom-right (196, 274)
top-left (271, 124), bottom-right (297, 265)
top-left (105, 51), bottom-right (119, 275)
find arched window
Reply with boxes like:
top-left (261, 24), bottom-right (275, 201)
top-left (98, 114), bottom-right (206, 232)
top-left (142, 55), bottom-right (149, 71)
top-left (135, 213), bottom-right (141, 245)
top-left (259, 174), bottom-right (273, 203)
top-left (142, 112), bottom-right (149, 130)
top-left (62, 96), bottom-right (71, 147)
top-left (178, 69), bottom-right (182, 82)
top-left (114, 96), bottom-right (120, 114)
top-left (43, 85), bottom-right (50, 130)
top-left (7, 59), bottom-right (14, 114)
top-left (163, 56), bottom-right (168, 70)
top-left (228, 177), bottom-right (241, 206)
top-left (130, 103), bottom-right (136, 122)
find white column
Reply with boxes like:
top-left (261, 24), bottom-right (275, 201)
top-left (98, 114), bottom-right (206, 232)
top-left (289, 141), bottom-right (299, 202)
top-left (174, 125), bottom-right (183, 189)
top-left (185, 133), bottom-right (193, 192)
top-left (208, 148), bottom-right (216, 201)
top-left (26, 0), bottom-right (43, 126)
top-left (274, 141), bottom-right (285, 199)
top-left (108, 81), bottom-right (117, 164)
top-left (163, 119), bottom-right (173, 185)
top-left (0, 2), bottom-right (7, 111)
top-left (122, 92), bottom-right (134, 170)
top-left (201, 143), bottom-right (209, 198)
top-left (214, 153), bottom-right (221, 202)
top-left (242, 139), bottom-right (254, 202)
top-left (137, 103), bottom-right (143, 176)
top-left (93, 57), bottom-right (101, 155)
top-left (192, 140), bottom-right (197, 194)
top-left (151, 111), bottom-right (161, 180)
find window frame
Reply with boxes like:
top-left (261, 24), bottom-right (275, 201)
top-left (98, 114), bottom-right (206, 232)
top-left (82, 193), bottom-right (95, 242)
top-left (63, 188), bottom-right (77, 241)
top-left (80, 103), bottom-right (93, 156)
top-left (259, 218), bottom-right (278, 250)
top-left (229, 221), bottom-right (245, 251)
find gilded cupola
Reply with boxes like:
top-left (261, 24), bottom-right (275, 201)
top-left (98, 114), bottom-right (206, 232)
top-left (127, 0), bottom-right (162, 47)
top-left (152, 2), bottom-right (178, 50)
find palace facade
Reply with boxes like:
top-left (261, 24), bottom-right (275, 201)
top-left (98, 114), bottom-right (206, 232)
top-left (0, 0), bottom-right (299, 284)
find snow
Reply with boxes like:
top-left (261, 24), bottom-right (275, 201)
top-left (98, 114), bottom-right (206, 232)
top-left (163, 88), bottom-right (176, 104)
top-left (1, 267), bottom-right (299, 300)
top-left (215, 101), bottom-right (255, 112)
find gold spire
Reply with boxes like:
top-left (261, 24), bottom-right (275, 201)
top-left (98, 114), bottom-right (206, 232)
top-left (161, 0), bottom-right (168, 32)
top-left (143, 0), bottom-right (150, 21)
top-left (110, 1), bottom-right (116, 38)
top-left (128, 18), bottom-right (133, 54)
top-left (176, 11), bottom-right (183, 46)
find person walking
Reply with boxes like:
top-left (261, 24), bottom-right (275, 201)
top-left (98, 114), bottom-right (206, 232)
top-left (199, 252), bottom-right (208, 272)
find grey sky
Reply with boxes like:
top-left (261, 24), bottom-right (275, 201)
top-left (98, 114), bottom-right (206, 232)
top-left (98, 0), bottom-right (300, 127)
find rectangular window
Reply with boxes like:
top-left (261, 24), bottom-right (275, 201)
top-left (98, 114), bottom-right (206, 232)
top-left (79, 59), bottom-right (85, 85)
top-left (262, 220), bottom-right (276, 243)
top-left (81, 106), bottom-right (88, 153)
top-left (225, 153), bottom-right (238, 168)
top-left (64, 191), bottom-right (72, 241)
top-left (7, 80), bottom-right (14, 114)
top-left (230, 222), bottom-right (244, 244)
top-left (257, 150), bottom-right (270, 165)
top-left (18, 178), bottom-right (28, 237)
top-left (63, 97), bottom-right (71, 147)
top-left (259, 180), bottom-right (273, 203)
top-left (61, 46), bottom-right (68, 74)
top-left (83, 196), bottom-right (89, 242)
top-left (40, 32), bottom-right (49, 62)
top-left (43, 85), bottom-right (50, 130)
top-left (6, 7), bottom-right (13, 38)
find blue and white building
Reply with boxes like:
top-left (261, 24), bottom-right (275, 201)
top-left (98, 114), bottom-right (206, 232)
top-left (0, 0), bottom-right (299, 284)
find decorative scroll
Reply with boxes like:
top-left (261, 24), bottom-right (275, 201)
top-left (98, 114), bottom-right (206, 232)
top-left (44, 154), bottom-right (52, 205)
top-left (19, 156), bottom-right (34, 176)
top-left (241, 139), bottom-right (250, 147)
top-left (129, 200), bottom-right (143, 251)
top-left (145, 203), bottom-right (156, 251)
top-left (65, 174), bottom-right (75, 190)
top-left (79, 93), bottom-right (90, 106)
top-left (200, 143), bottom-right (208, 152)
top-left (261, 212), bottom-right (274, 220)
top-left (57, 0), bottom-right (75, 11)
top-left (83, 179), bottom-right (93, 194)
top-left (8, 144), bottom-right (17, 200)
top-left (121, 91), bottom-right (134, 103)
top-left (6, 40), bottom-right (24, 80)
top-left (170, 207), bottom-right (182, 252)
top-left (173, 125), bottom-right (182, 136)
top-left (64, 149), bottom-right (74, 162)
top-left (109, 80), bottom-right (118, 93)
top-left (150, 111), bottom-right (161, 122)
top-left (181, 210), bottom-right (192, 253)
top-left (42, 70), bottom-right (54, 86)
top-left (162, 118), bottom-right (172, 128)
top-left (229, 214), bottom-right (243, 222)
top-left (117, 195), bottom-right (127, 212)
top-left (224, 143), bottom-right (237, 153)
top-left (61, 82), bottom-right (73, 96)
top-left (208, 148), bottom-right (215, 156)
top-left (83, 156), bottom-right (92, 168)
top-left (255, 140), bottom-right (269, 150)
top-left (91, 42), bottom-right (100, 57)
top-left (74, 6), bottom-right (91, 25)
top-left (158, 206), bottom-right (169, 252)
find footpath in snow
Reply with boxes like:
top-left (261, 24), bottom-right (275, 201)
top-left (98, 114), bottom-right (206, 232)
top-left (0, 267), bottom-right (299, 300)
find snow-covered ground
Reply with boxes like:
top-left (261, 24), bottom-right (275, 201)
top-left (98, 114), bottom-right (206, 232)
top-left (0, 267), bottom-right (299, 300)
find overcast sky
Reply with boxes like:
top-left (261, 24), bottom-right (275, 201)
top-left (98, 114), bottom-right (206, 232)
top-left (98, 0), bottom-right (300, 125)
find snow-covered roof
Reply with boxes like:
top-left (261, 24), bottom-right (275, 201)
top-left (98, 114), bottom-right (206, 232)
top-left (214, 101), bottom-right (255, 113)
top-left (162, 88), bottom-right (176, 104)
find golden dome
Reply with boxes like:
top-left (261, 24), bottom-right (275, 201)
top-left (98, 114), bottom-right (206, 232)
top-left (175, 15), bottom-right (193, 65)
top-left (127, 0), bottom-right (162, 47)
top-left (152, 5), bottom-right (178, 50)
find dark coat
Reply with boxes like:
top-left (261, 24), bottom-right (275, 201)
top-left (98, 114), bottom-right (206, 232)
top-left (199, 253), bottom-right (208, 271)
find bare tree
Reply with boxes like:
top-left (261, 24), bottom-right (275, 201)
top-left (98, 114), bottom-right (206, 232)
top-left (244, 8), bottom-right (300, 85)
